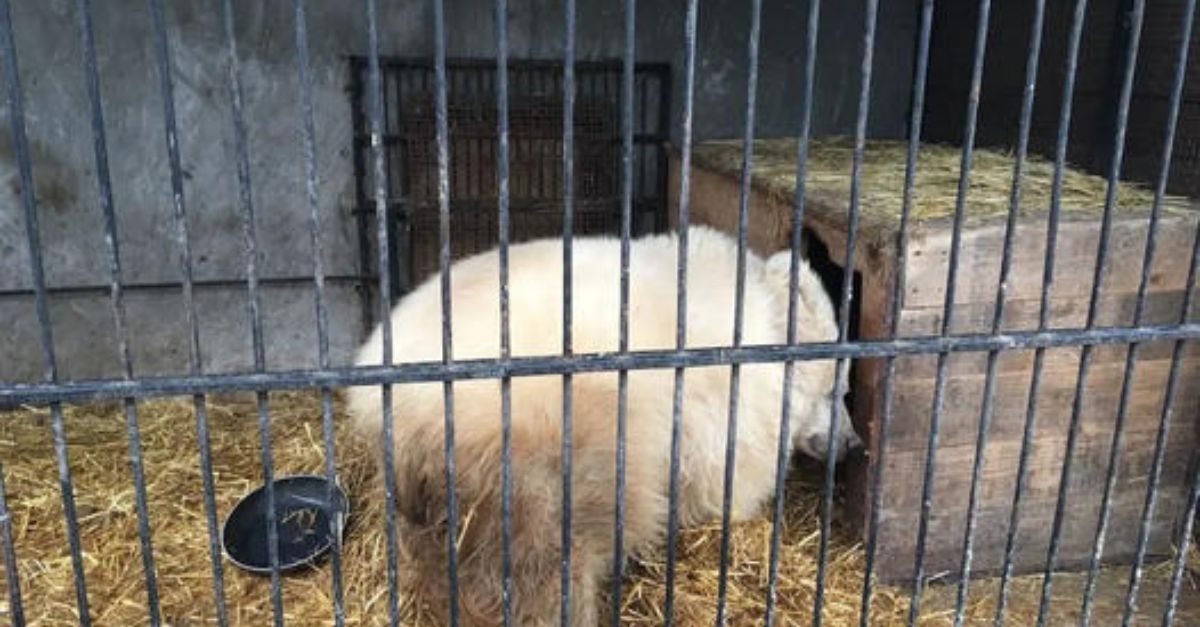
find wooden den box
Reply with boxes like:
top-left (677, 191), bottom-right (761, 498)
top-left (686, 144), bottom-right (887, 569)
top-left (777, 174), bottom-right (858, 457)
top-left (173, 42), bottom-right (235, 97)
top-left (668, 137), bottom-right (1200, 584)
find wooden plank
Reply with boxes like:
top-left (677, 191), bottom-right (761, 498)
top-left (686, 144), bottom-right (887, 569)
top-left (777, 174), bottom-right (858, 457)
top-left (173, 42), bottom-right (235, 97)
top-left (876, 429), bottom-right (1196, 512)
top-left (869, 488), bottom-right (1189, 584)
top-left (882, 356), bottom-right (1200, 451)
top-left (903, 212), bottom-right (1199, 309)
top-left (667, 162), bottom-right (792, 255)
top-left (895, 289), bottom-right (1189, 337)
top-left (889, 341), bottom-right (1199, 379)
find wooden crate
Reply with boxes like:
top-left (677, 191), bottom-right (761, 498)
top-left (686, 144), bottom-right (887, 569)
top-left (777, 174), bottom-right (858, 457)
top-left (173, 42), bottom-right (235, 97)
top-left (667, 138), bottom-right (1200, 584)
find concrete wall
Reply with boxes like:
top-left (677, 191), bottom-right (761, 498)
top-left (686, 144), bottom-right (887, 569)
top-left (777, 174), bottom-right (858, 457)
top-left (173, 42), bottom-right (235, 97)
top-left (0, 0), bottom-right (916, 383)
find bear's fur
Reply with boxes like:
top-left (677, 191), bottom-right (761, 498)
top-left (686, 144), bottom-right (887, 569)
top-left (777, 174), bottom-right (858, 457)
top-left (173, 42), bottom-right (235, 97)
top-left (346, 226), bottom-right (860, 626)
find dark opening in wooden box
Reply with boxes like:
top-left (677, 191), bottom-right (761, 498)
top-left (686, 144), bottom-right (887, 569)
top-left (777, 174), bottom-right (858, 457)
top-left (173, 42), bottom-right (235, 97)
top-left (668, 137), bottom-right (1200, 584)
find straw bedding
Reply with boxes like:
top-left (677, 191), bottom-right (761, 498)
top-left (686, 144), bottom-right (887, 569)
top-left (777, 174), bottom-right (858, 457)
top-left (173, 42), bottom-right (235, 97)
top-left (0, 392), bottom-right (1194, 625)
top-left (687, 137), bottom-right (1194, 236)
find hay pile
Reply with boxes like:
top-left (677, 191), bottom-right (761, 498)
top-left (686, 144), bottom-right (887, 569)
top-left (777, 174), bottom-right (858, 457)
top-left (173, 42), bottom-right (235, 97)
top-left (0, 393), bottom-right (1194, 625)
top-left (688, 137), bottom-right (1194, 233)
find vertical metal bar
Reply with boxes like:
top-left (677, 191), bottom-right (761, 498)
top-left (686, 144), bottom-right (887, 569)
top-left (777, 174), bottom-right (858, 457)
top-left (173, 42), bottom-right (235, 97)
top-left (714, 0), bottom-right (762, 623)
top-left (1162, 451), bottom-right (1200, 627)
top-left (217, 1), bottom-right (284, 624)
top-left (145, 1), bottom-right (228, 622)
top-left (994, 1), bottom-right (1090, 622)
top-left (1036, 3), bottom-right (1144, 625)
top-left (363, 1), bottom-right (403, 625)
top-left (1124, 40), bottom-right (1199, 623)
top-left (662, 0), bottom-right (699, 622)
top-left (73, 2), bottom-right (163, 622)
top-left (952, 3), bottom-right (1044, 625)
top-left (560, 2), bottom-right (576, 624)
top-left (1086, 1), bottom-right (1195, 623)
top-left (292, 1), bottom-right (346, 624)
top-left (609, 0), bottom-right (636, 624)
top-left (908, 1), bottom-right (991, 623)
top-left (0, 464), bottom-right (23, 626)
top-left (494, 1), bottom-right (514, 625)
top-left (859, 1), bottom-right (933, 624)
top-left (813, 1), bottom-right (877, 624)
top-left (430, 0), bottom-right (461, 624)
top-left (765, 2), bottom-right (821, 625)
top-left (0, 0), bottom-right (90, 622)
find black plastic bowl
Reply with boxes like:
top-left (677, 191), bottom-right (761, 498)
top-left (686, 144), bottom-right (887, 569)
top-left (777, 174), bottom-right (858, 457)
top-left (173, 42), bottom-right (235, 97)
top-left (222, 475), bottom-right (349, 575)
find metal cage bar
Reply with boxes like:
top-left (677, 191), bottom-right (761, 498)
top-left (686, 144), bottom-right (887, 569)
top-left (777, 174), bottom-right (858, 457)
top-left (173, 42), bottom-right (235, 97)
top-left (216, 1), bottom-right (285, 624)
top-left (362, 1), bottom-right (404, 624)
top-left (662, 0), bottom-right (699, 621)
top-left (0, 2), bottom-right (1197, 622)
top-left (995, 0), bottom-right (1090, 620)
top-left (1037, 3), bottom-right (1146, 624)
top-left (953, 2), bottom-right (1046, 625)
top-left (609, 0), bottom-right (636, 624)
top-left (430, 0), bottom-right (462, 623)
top-left (908, 1), bottom-right (992, 622)
top-left (1084, 0), bottom-right (1196, 623)
top-left (292, 0), bottom-right (347, 623)
top-left (145, 1), bottom-right (229, 623)
top-left (1164, 450), bottom-right (1200, 626)
top-left (0, 0), bottom-right (92, 621)
top-left (765, 0), bottom-right (821, 623)
top-left (559, 2), bottom-right (577, 623)
top-left (0, 463), bottom-right (22, 625)
top-left (1124, 23), bottom-right (1200, 610)
top-left (2, 326), bottom-right (1197, 407)
top-left (813, 1), bottom-right (878, 623)
top-left (492, 2), bottom-right (515, 625)
top-left (714, 0), bottom-right (763, 622)
top-left (859, 1), bottom-right (933, 623)
top-left (73, 2), bottom-right (163, 621)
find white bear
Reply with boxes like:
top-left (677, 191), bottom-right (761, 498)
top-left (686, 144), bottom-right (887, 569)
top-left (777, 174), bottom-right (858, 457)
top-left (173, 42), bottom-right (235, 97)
top-left (345, 225), bottom-right (860, 626)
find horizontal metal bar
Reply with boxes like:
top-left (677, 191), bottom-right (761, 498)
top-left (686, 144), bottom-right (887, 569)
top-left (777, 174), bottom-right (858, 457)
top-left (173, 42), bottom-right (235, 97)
top-left (0, 275), bottom-right (370, 299)
top-left (353, 133), bottom-right (668, 144)
top-left (2, 323), bottom-right (1195, 406)
top-left (351, 199), bottom-right (663, 217)
top-left (347, 55), bottom-right (670, 75)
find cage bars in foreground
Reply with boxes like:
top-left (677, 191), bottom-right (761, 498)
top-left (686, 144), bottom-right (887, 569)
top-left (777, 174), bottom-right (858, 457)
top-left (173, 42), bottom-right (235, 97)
top-left (147, 0), bottom-right (230, 623)
top-left (216, 0), bottom-right (287, 624)
top-left (362, 0), bottom-right (405, 624)
top-left (1036, 2), bottom-right (1145, 625)
top-left (0, 0), bottom-right (92, 622)
top-left (1087, 0), bottom-right (1195, 624)
top-left (492, 0), bottom-right (515, 624)
top-left (995, 0), bottom-right (1089, 621)
top-left (860, 0), bottom-right (933, 624)
top-left (766, 0), bottom-right (822, 624)
top-left (951, 1), bottom-right (1045, 626)
top-left (292, 0), bottom-right (348, 623)
top-left (0, 1), bottom-right (1198, 626)
top-left (908, 0), bottom-right (992, 623)
top-left (73, 0), bottom-right (163, 622)
top-left (813, 1), bottom-right (878, 624)
top-left (662, 0), bottom-right (699, 622)
top-left (608, 0), bottom-right (637, 624)
top-left (714, 0), bottom-right (763, 622)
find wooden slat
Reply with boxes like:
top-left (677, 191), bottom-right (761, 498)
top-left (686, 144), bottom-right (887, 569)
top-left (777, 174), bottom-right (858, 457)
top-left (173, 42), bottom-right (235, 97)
top-left (870, 488), bottom-right (1189, 584)
top-left (884, 356), bottom-right (1200, 450)
top-left (896, 290), bottom-right (1190, 337)
top-left (878, 430), bottom-right (1196, 512)
top-left (903, 213), bottom-right (1199, 309)
top-left (888, 341), bottom-right (1199, 379)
